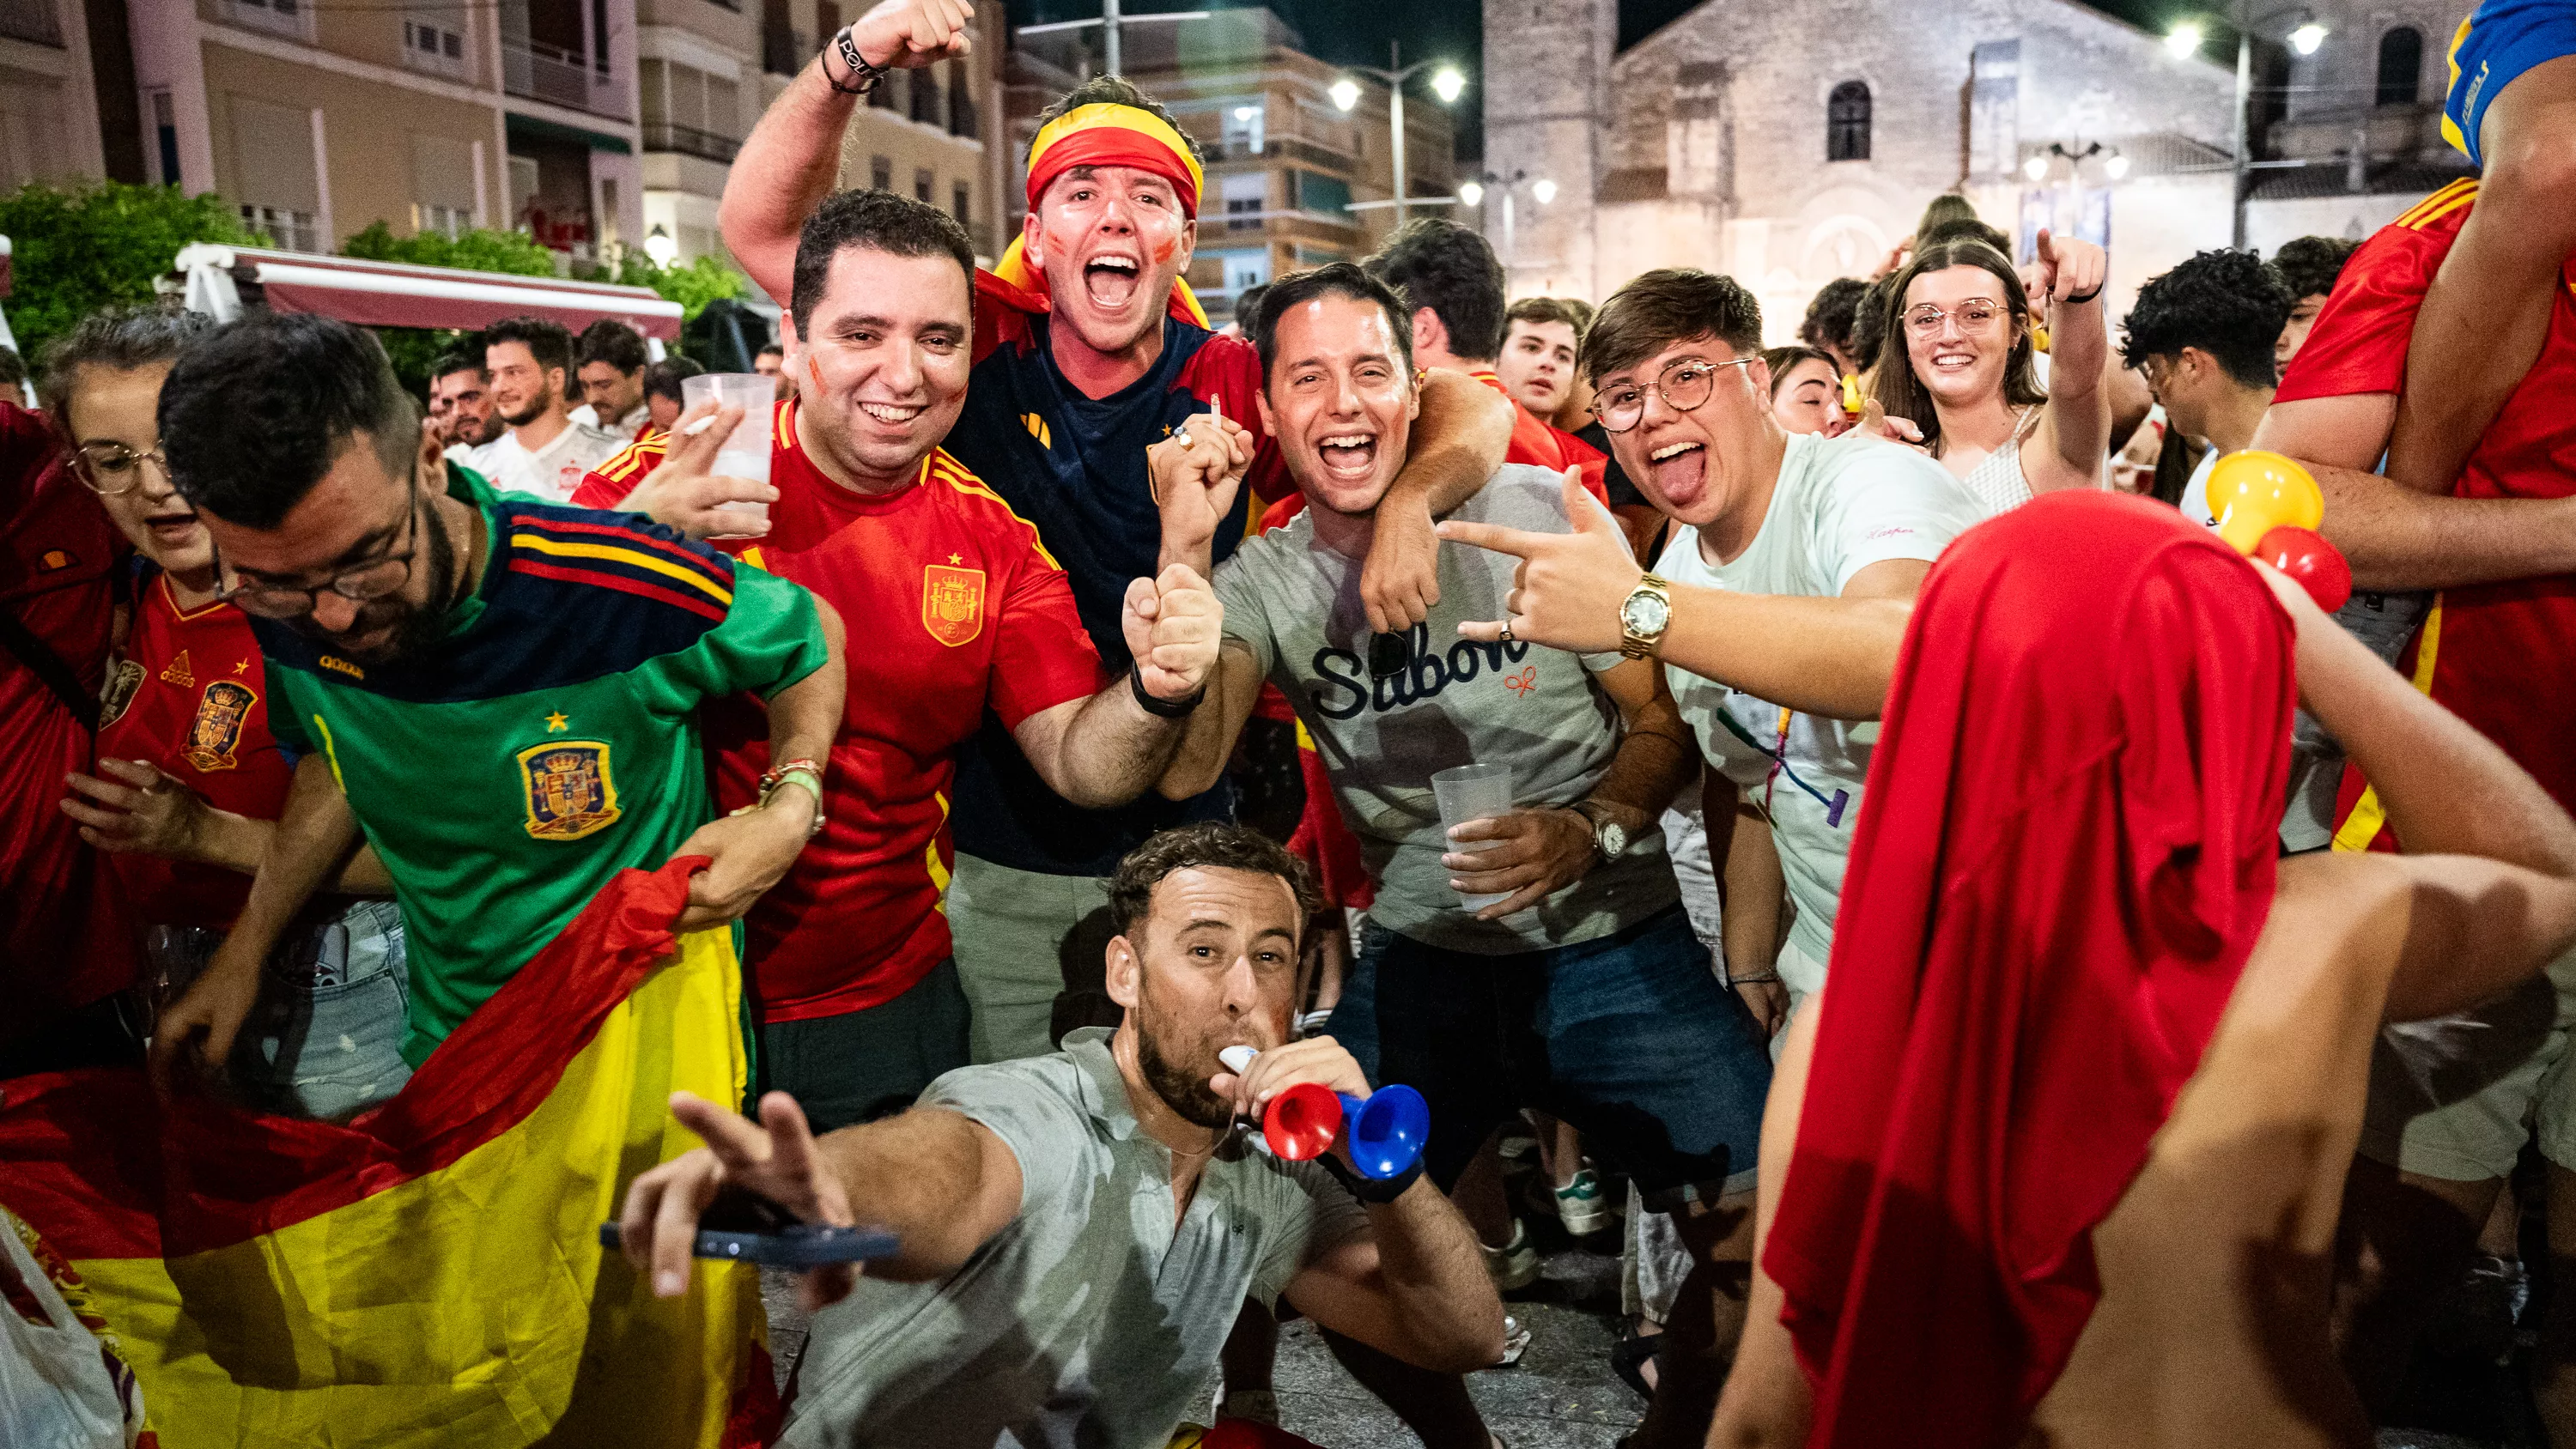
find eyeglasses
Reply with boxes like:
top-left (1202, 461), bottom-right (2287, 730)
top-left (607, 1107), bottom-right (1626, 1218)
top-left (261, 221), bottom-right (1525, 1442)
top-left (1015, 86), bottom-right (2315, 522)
top-left (214, 479), bottom-right (423, 619)
top-left (1589, 356), bottom-right (1758, 434)
top-left (70, 442), bottom-right (173, 497)
top-left (1903, 300), bottom-right (2007, 337)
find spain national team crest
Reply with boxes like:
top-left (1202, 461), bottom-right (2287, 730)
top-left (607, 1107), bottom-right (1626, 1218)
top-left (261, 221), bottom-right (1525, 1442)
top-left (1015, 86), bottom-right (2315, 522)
top-left (183, 680), bottom-right (258, 772)
top-left (515, 740), bottom-right (623, 840)
top-left (921, 564), bottom-right (987, 648)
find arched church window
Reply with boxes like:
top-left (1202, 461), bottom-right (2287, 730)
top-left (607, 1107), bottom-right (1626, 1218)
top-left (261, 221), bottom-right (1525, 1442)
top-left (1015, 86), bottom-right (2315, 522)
top-left (1827, 82), bottom-right (1871, 162)
top-left (2377, 27), bottom-right (2422, 106)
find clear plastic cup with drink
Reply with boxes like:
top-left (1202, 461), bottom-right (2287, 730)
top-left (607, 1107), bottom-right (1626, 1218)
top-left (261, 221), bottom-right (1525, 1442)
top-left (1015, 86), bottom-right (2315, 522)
top-left (1431, 762), bottom-right (1516, 912)
top-left (682, 372), bottom-right (775, 524)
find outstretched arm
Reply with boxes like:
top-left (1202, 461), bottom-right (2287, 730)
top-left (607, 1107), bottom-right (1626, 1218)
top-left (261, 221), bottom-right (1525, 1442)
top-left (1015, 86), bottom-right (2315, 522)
top-left (1436, 471), bottom-right (1924, 721)
top-left (720, 0), bottom-right (976, 306)
top-left (2268, 567), bottom-right (2576, 1021)
top-left (620, 1090), bottom-right (1024, 1308)
top-left (2252, 394), bottom-right (2576, 590)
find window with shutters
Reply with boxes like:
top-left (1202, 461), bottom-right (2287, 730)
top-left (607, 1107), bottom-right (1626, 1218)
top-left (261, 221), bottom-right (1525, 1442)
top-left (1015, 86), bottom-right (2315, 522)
top-left (1827, 82), bottom-right (1870, 162)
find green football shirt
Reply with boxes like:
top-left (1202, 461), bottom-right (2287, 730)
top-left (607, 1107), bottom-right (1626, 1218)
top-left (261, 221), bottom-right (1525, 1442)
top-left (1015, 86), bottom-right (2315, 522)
top-left (257, 468), bottom-right (827, 1065)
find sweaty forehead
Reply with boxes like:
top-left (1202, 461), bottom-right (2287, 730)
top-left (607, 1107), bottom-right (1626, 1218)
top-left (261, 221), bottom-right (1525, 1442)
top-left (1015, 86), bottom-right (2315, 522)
top-left (1145, 867), bottom-right (1300, 939)
top-left (1037, 163), bottom-right (1182, 212)
top-left (811, 246), bottom-right (972, 328)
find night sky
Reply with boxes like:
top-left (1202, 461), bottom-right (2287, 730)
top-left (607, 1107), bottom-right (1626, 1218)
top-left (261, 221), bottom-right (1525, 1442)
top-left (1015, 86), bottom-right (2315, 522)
top-left (1003, 0), bottom-right (2200, 157)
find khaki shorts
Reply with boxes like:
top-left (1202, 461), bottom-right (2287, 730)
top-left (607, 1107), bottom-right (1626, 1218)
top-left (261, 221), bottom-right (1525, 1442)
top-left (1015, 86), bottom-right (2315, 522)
top-left (2360, 939), bottom-right (2576, 1182)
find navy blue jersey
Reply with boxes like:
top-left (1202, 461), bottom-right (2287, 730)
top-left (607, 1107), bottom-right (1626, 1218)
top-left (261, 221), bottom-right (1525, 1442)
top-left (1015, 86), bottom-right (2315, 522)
top-left (944, 314), bottom-right (1285, 876)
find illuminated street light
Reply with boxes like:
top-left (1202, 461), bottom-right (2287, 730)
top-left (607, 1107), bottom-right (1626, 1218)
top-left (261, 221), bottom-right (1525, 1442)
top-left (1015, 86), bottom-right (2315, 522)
top-left (1458, 179), bottom-right (1485, 207)
top-left (2166, 21), bottom-right (2203, 56)
top-left (1531, 178), bottom-right (1557, 204)
top-left (1329, 77), bottom-right (1362, 112)
top-left (1431, 66), bottom-right (1466, 104)
top-left (2104, 150), bottom-right (2131, 179)
top-left (2024, 154), bottom-right (2049, 181)
top-left (642, 225), bottom-right (677, 267)
top-left (2289, 21), bottom-right (2327, 53)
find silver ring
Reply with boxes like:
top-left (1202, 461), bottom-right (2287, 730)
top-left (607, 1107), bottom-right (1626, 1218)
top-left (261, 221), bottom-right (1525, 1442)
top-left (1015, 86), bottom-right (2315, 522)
top-left (1499, 620), bottom-right (1516, 646)
top-left (1174, 427), bottom-right (1192, 449)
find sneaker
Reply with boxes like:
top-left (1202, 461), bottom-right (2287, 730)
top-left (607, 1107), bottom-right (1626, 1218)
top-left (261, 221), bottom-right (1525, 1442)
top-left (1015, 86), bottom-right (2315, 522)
top-left (1482, 1221), bottom-right (1541, 1292)
top-left (1216, 1388), bottom-right (1280, 1426)
top-left (1495, 1313), bottom-right (1532, 1367)
top-left (1553, 1166), bottom-right (1611, 1236)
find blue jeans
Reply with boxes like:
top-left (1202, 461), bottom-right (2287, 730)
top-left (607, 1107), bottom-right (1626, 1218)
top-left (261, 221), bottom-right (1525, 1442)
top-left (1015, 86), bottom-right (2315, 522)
top-left (1326, 905), bottom-right (1771, 1210)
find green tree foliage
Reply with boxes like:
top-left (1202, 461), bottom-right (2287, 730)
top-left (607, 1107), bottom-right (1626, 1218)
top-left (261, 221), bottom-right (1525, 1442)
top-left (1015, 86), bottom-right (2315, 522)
top-left (340, 221), bottom-right (558, 277)
top-left (606, 251), bottom-right (748, 324)
top-left (0, 181), bottom-right (251, 368)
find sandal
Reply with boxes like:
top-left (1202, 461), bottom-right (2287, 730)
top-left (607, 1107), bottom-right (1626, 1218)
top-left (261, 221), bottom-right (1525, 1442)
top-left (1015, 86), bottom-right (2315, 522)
top-left (1609, 1330), bottom-right (1662, 1401)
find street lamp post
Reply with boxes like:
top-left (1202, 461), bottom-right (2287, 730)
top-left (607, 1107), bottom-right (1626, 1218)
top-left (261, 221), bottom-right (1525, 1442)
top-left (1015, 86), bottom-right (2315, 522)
top-left (1332, 45), bottom-right (1467, 232)
top-left (1013, 4), bottom-right (1211, 77)
top-left (2172, 4), bottom-right (2326, 248)
top-left (1458, 170), bottom-right (1551, 278)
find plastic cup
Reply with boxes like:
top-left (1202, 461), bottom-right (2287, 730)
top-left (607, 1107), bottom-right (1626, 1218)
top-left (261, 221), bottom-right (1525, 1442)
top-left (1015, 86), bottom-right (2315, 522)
top-left (683, 372), bottom-right (775, 522)
top-left (1431, 762), bottom-right (1515, 912)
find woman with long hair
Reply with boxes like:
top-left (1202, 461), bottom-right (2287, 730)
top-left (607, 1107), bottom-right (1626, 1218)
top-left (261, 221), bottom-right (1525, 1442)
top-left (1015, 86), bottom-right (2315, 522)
top-left (1869, 230), bottom-right (2111, 517)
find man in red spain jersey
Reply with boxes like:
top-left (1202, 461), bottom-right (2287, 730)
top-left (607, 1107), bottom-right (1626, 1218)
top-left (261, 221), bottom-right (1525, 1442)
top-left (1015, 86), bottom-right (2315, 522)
top-left (2245, 173), bottom-right (2576, 1434)
top-left (580, 190), bottom-right (1226, 1131)
top-left (44, 306), bottom-right (410, 1120)
top-left (716, 1), bottom-right (1516, 1067)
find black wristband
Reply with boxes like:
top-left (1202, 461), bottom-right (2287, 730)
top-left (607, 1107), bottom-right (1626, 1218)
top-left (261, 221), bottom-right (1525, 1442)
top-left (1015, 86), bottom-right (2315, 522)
top-left (2063, 283), bottom-right (2103, 306)
top-left (1130, 663), bottom-right (1204, 718)
top-left (1320, 1151), bottom-right (1424, 1205)
top-left (826, 27), bottom-right (887, 95)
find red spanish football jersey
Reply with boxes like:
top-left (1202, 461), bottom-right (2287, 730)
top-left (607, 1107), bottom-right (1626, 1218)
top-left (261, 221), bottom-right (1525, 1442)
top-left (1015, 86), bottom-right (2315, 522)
top-left (2278, 179), bottom-right (2576, 827)
top-left (0, 401), bottom-right (135, 1036)
top-left (654, 401), bottom-right (1105, 1021)
top-left (92, 573), bottom-right (296, 930)
top-left (1471, 369), bottom-right (1611, 504)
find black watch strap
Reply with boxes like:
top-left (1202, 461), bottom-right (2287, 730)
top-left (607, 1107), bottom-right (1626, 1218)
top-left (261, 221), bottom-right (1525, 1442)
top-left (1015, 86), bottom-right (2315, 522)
top-left (1318, 1151), bottom-right (1423, 1205)
top-left (1130, 663), bottom-right (1205, 718)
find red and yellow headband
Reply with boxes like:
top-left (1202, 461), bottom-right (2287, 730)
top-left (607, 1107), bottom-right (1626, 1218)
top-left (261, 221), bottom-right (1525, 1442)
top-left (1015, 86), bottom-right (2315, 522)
top-left (1025, 102), bottom-right (1205, 219)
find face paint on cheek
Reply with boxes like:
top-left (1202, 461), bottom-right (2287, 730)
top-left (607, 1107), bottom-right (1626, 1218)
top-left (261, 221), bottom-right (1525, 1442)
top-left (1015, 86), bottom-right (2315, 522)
top-left (1151, 235), bottom-right (1177, 265)
top-left (808, 354), bottom-right (824, 391)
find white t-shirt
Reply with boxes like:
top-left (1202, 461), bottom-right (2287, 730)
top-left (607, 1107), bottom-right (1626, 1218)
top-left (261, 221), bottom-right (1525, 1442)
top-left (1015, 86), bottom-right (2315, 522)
top-left (2178, 445), bottom-right (2219, 526)
top-left (1657, 432), bottom-right (1982, 986)
top-left (480, 418), bottom-right (627, 503)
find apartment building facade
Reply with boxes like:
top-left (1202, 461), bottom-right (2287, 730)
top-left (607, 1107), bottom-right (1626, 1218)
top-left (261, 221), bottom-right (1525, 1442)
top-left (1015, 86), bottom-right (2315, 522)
top-left (11, 0), bottom-right (642, 264)
top-left (1006, 9), bottom-right (1462, 315)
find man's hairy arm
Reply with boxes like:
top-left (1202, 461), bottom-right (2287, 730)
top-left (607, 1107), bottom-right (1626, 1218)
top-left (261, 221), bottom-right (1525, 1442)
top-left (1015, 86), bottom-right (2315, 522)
top-left (1157, 639), bottom-right (1262, 801)
top-left (1282, 1179), bottom-right (1509, 1374)
top-left (809, 1107), bottom-right (1025, 1280)
top-left (1358, 372), bottom-right (1517, 633)
top-left (1655, 558), bottom-right (1925, 721)
top-left (2252, 393), bottom-right (2576, 591)
top-left (1586, 655), bottom-right (1700, 834)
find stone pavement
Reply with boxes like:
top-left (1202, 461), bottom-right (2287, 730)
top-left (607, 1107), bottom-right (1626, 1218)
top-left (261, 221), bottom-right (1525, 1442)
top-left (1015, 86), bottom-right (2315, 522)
top-left (761, 1240), bottom-right (2529, 1449)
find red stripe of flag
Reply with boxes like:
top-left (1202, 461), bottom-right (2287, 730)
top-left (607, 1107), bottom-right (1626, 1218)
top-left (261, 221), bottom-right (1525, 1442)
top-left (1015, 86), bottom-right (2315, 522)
top-left (510, 557), bottom-right (728, 621)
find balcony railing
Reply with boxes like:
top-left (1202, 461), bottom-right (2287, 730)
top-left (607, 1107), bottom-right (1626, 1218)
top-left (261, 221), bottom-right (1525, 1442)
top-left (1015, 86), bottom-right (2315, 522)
top-left (0, 0), bottom-right (64, 46)
top-left (642, 121), bottom-right (741, 164)
top-left (762, 24), bottom-right (809, 77)
top-left (502, 35), bottom-right (621, 117)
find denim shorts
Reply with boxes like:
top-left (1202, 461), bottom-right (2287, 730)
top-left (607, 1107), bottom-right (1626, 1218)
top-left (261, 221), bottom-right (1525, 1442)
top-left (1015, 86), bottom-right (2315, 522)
top-left (1326, 905), bottom-right (1771, 1210)
top-left (150, 900), bottom-right (412, 1121)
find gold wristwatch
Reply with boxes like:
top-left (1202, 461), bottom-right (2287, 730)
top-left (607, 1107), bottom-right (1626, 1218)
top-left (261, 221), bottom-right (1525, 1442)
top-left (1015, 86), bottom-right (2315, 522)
top-left (1618, 573), bottom-right (1673, 659)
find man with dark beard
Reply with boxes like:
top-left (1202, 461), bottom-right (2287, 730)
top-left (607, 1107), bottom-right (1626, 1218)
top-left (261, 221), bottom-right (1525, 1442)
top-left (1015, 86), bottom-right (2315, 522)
top-left (144, 313), bottom-right (844, 1084)
top-left (618, 822), bottom-right (1505, 1449)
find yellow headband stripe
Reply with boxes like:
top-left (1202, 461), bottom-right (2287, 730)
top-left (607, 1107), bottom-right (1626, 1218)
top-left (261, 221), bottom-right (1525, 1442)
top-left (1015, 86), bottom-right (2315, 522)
top-left (1025, 102), bottom-right (1206, 210)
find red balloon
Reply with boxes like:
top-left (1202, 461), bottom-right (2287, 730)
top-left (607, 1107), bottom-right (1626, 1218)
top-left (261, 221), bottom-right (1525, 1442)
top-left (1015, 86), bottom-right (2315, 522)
top-left (2257, 525), bottom-right (2353, 612)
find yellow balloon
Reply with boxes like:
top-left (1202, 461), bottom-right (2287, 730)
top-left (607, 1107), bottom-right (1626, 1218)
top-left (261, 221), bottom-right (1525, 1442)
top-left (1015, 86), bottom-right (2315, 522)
top-left (2208, 450), bottom-right (2324, 554)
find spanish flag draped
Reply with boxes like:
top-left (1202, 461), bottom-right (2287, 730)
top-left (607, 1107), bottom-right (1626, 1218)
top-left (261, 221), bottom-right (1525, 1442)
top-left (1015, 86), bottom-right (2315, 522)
top-left (0, 857), bottom-right (775, 1449)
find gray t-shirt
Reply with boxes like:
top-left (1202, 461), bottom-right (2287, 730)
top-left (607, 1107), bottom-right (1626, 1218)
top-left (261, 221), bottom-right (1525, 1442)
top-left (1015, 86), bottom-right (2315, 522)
top-left (1214, 464), bottom-right (1681, 954)
top-left (2281, 587), bottom-right (2430, 851)
top-left (780, 1029), bottom-right (1370, 1449)
top-left (1660, 433), bottom-right (1980, 983)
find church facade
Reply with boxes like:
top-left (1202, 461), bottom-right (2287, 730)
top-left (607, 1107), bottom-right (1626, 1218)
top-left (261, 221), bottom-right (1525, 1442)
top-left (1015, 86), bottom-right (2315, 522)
top-left (1479, 0), bottom-right (2474, 336)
